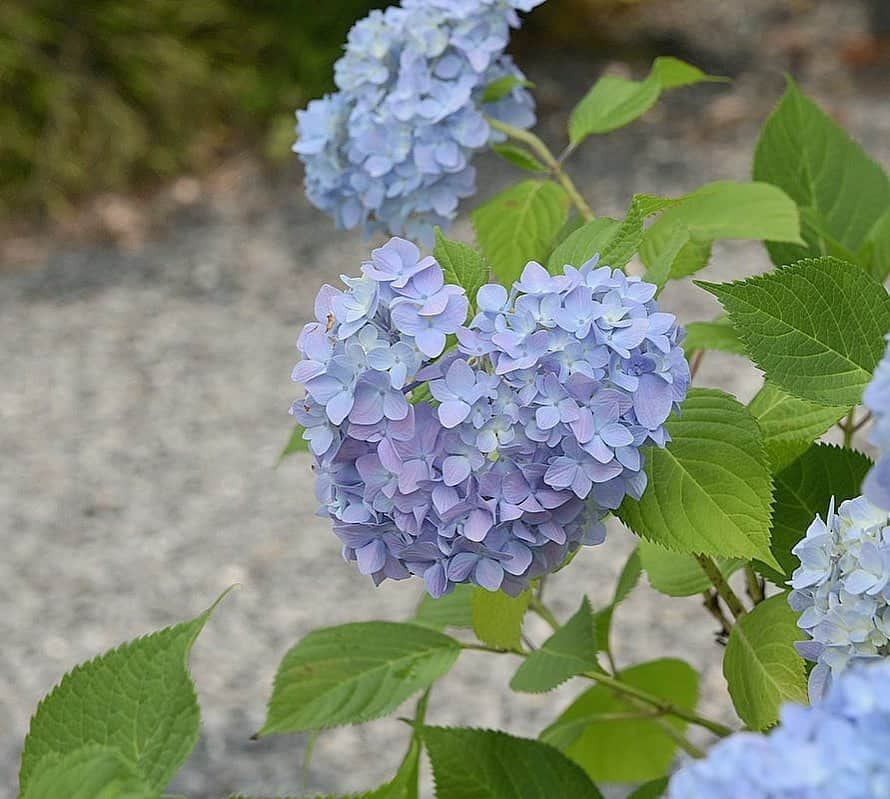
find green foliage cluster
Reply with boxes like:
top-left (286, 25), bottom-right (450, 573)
top-left (0, 0), bottom-right (384, 215)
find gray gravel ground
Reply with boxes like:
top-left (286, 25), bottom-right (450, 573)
top-left (3, 2), bottom-right (889, 796)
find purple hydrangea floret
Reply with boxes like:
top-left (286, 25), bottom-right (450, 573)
top-left (291, 237), bottom-right (689, 596)
top-left (668, 660), bottom-right (890, 798)
top-left (788, 495), bottom-right (890, 700)
top-left (293, 0), bottom-right (542, 247)
top-left (863, 334), bottom-right (890, 510)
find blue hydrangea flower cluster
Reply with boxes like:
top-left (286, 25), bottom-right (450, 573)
top-left (788, 495), bottom-right (890, 700)
top-left (668, 660), bottom-right (890, 799)
top-left (864, 334), bottom-right (890, 510)
top-left (290, 237), bottom-right (688, 596)
top-left (293, 0), bottom-right (542, 247)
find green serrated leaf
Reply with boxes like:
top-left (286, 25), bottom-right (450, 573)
top-left (541, 659), bottom-right (699, 783)
top-left (753, 79), bottom-right (890, 269)
top-left (490, 143), bottom-right (547, 173)
top-left (748, 382), bottom-right (847, 472)
top-left (472, 180), bottom-right (569, 286)
top-left (434, 228), bottom-right (490, 310)
top-left (483, 76), bottom-right (535, 104)
top-left (279, 423), bottom-right (309, 462)
top-left (471, 588), bottom-right (531, 651)
top-left (21, 746), bottom-right (154, 799)
top-left (510, 597), bottom-right (598, 692)
top-left (639, 540), bottom-right (744, 597)
top-left (640, 181), bottom-right (802, 287)
top-left (755, 443), bottom-right (873, 586)
top-left (698, 257), bottom-right (890, 407)
top-left (569, 57), bottom-right (725, 143)
top-left (860, 208), bottom-right (890, 282)
top-left (413, 584), bottom-right (474, 631)
top-left (547, 218), bottom-right (621, 273)
top-left (593, 548), bottom-right (642, 652)
top-left (682, 317), bottom-right (746, 356)
top-left (19, 593), bottom-right (229, 796)
top-left (627, 778), bottom-right (669, 799)
top-left (723, 594), bottom-right (808, 730)
top-left (424, 727), bottom-right (604, 799)
top-left (259, 622), bottom-right (460, 735)
top-left (617, 388), bottom-right (775, 565)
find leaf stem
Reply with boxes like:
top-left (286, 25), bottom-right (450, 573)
top-left (744, 564), bottom-right (765, 605)
top-left (486, 117), bottom-right (594, 222)
top-left (839, 408), bottom-right (856, 447)
top-left (460, 642), bottom-right (733, 738)
top-left (696, 555), bottom-right (747, 620)
top-left (701, 589), bottom-right (732, 636)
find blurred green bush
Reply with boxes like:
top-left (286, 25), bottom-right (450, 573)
top-left (0, 0), bottom-right (385, 216)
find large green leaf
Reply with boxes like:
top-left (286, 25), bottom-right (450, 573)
top-left (682, 317), bottom-right (746, 357)
top-left (569, 57), bottom-right (724, 143)
top-left (413, 584), bottom-right (474, 631)
top-left (860, 208), bottom-right (890, 282)
top-left (471, 588), bottom-right (530, 652)
top-left (424, 727), bottom-right (604, 799)
top-left (627, 779), bottom-right (669, 799)
top-left (640, 181), bottom-right (802, 288)
top-left (259, 622), bottom-right (460, 735)
top-left (699, 257), bottom-right (890, 406)
top-left (472, 181), bottom-right (569, 286)
top-left (19, 594), bottom-right (226, 795)
top-left (755, 443), bottom-right (873, 586)
top-left (748, 382), bottom-right (846, 472)
top-left (20, 746), bottom-right (154, 799)
top-left (617, 388), bottom-right (775, 565)
top-left (547, 218), bottom-right (620, 273)
top-left (434, 229), bottom-right (490, 311)
top-left (723, 594), bottom-right (808, 730)
top-left (753, 79), bottom-right (890, 268)
top-left (540, 659), bottom-right (699, 783)
top-left (510, 598), bottom-right (598, 692)
top-left (639, 541), bottom-right (743, 598)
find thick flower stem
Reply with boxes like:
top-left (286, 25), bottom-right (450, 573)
top-left (696, 555), bottom-right (747, 620)
top-left (486, 117), bottom-right (595, 222)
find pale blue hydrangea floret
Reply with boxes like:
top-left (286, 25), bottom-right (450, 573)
top-left (789, 495), bottom-right (890, 700)
top-left (291, 237), bottom-right (688, 596)
top-left (293, 0), bottom-right (541, 247)
top-left (864, 334), bottom-right (890, 510)
top-left (668, 660), bottom-right (890, 799)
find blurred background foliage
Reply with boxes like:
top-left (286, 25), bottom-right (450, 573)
top-left (0, 0), bottom-right (393, 216)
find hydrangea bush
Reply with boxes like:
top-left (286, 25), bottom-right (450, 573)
top-left (15, 2), bottom-right (890, 798)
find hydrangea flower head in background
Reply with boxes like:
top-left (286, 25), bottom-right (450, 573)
top-left (293, 0), bottom-right (542, 247)
top-left (788, 495), bottom-right (890, 700)
top-left (668, 660), bottom-right (890, 799)
top-left (863, 334), bottom-right (890, 510)
top-left (290, 237), bottom-right (688, 596)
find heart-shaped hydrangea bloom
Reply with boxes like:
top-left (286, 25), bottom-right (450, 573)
top-left (668, 660), bottom-right (890, 799)
top-left (291, 237), bottom-right (689, 596)
top-left (788, 495), bottom-right (890, 700)
top-left (293, 0), bottom-right (541, 247)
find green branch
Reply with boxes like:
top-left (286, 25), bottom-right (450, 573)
top-left (486, 117), bottom-right (594, 221)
